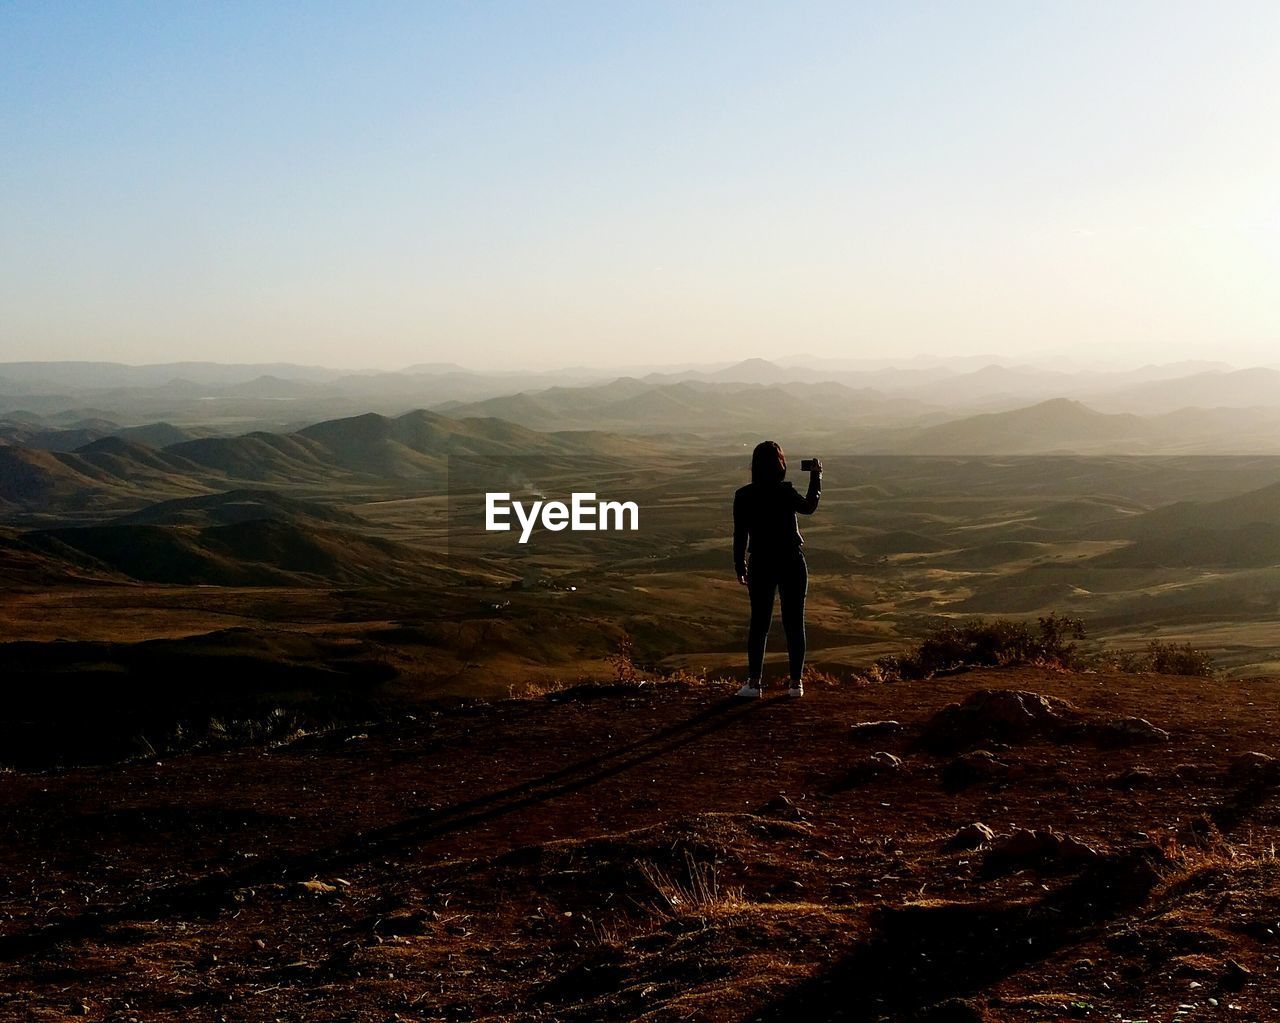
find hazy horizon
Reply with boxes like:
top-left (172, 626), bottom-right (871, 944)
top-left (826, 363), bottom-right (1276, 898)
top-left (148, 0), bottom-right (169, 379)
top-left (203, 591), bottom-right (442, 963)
top-left (4, 2), bottom-right (1280, 369)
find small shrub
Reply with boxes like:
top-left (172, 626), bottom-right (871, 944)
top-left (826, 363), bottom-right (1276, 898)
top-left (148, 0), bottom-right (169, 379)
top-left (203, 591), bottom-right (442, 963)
top-left (888, 614), bottom-right (1087, 680)
top-left (1094, 639), bottom-right (1215, 678)
top-left (1147, 641), bottom-right (1215, 677)
top-left (610, 635), bottom-right (644, 684)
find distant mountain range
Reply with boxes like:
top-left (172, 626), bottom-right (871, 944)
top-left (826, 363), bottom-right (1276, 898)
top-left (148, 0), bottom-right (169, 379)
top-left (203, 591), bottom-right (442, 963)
top-left (0, 408), bottom-right (660, 519)
top-left (856, 398), bottom-right (1280, 455)
top-left (6, 358), bottom-right (1280, 437)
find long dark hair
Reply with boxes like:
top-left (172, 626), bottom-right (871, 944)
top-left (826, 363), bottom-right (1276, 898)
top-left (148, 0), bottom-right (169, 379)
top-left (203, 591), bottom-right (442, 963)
top-left (751, 440), bottom-right (786, 484)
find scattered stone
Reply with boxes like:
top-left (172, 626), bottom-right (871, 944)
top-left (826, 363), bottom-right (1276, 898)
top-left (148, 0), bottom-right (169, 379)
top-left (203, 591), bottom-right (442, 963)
top-left (850, 719), bottom-right (904, 740)
top-left (944, 822), bottom-right (996, 851)
top-left (983, 827), bottom-right (1100, 874)
top-left (921, 689), bottom-right (1074, 752)
top-left (941, 750), bottom-right (1014, 790)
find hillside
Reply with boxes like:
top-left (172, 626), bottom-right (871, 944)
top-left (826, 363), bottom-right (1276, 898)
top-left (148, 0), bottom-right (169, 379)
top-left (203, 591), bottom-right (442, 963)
top-left (114, 488), bottom-right (368, 528)
top-left (1113, 480), bottom-right (1280, 540)
top-left (3, 668), bottom-right (1278, 1021)
top-left (1092, 522), bottom-right (1280, 569)
top-left (166, 431), bottom-right (344, 483)
top-left (24, 517), bottom-right (434, 587)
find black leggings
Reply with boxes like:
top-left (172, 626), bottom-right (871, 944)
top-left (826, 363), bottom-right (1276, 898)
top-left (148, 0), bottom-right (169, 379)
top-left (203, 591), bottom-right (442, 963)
top-left (747, 551), bottom-right (808, 682)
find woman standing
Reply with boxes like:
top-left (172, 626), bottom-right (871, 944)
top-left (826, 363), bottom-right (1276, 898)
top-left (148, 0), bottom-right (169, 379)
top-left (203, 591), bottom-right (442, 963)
top-left (732, 441), bottom-right (822, 698)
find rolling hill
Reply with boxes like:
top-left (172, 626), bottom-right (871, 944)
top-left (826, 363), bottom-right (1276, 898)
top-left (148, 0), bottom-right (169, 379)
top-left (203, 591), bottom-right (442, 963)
top-left (113, 488), bottom-right (368, 528)
top-left (23, 517), bottom-right (437, 587)
top-left (1092, 522), bottom-right (1280, 569)
top-left (0, 440), bottom-right (218, 517)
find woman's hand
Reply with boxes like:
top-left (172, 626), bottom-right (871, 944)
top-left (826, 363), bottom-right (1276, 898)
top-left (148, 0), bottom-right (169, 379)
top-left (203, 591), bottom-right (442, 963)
top-left (808, 457), bottom-right (823, 475)
top-left (738, 573), bottom-right (749, 586)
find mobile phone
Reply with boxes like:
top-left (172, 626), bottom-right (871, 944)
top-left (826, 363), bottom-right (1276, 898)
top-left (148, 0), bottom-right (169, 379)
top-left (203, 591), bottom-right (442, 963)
top-left (801, 459), bottom-right (818, 471)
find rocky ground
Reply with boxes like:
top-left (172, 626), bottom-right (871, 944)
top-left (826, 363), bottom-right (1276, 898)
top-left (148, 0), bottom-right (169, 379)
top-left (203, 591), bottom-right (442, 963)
top-left (3, 667), bottom-right (1280, 1022)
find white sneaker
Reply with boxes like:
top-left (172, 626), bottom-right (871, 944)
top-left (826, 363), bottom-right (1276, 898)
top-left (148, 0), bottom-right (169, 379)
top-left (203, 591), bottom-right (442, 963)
top-left (787, 683), bottom-right (804, 698)
top-left (735, 682), bottom-right (763, 699)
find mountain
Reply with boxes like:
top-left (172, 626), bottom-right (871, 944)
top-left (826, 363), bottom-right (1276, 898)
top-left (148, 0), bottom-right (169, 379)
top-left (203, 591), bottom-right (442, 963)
top-left (883, 399), bottom-right (1152, 455)
top-left (294, 408), bottom-right (614, 477)
top-left (1091, 368), bottom-right (1280, 414)
top-left (900, 364), bottom-right (1083, 406)
top-left (436, 379), bottom-right (916, 435)
top-left (166, 432), bottom-right (343, 483)
top-left (0, 446), bottom-right (130, 512)
top-left (165, 408), bottom-right (659, 485)
top-left (0, 361), bottom-right (349, 390)
top-left (0, 439), bottom-right (215, 516)
top-left (0, 419), bottom-right (204, 452)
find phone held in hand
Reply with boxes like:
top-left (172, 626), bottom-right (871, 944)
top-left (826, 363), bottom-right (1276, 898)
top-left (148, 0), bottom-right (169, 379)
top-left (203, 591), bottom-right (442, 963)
top-left (801, 459), bottom-right (819, 472)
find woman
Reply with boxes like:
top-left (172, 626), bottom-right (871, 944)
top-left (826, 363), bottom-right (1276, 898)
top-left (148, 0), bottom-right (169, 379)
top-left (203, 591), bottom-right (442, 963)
top-left (732, 441), bottom-right (822, 698)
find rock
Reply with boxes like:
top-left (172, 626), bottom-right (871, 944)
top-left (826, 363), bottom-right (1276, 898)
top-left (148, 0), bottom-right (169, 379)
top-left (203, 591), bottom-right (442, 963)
top-left (1094, 717), bottom-right (1170, 746)
top-left (915, 996), bottom-right (988, 1022)
top-left (983, 827), bottom-right (1100, 875)
top-left (941, 749), bottom-right (1014, 790)
top-left (836, 751), bottom-right (904, 789)
top-left (378, 909), bottom-right (431, 936)
top-left (944, 822), bottom-right (995, 851)
top-left (1220, 959), bottom-right (1251, 990)
top-left (850, 719), bottom-right (904, 740)
top-left (1174, 762), bottom-right (1213, 783)
top-left (1107, 766), bottom-right (1159, 789)
top-left (761, 794), bottom-right (809, 821)
top-left (1227, 751), bottom-right (1277, 784)
top-left (298, 879), bottom-right (338, 894)
top-left (921, 689), bottom-right (1075, 752)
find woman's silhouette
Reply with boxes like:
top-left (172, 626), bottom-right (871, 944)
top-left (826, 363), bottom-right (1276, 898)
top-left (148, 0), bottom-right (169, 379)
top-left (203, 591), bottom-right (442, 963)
top-left (732, 441), bottom-right (822, 698)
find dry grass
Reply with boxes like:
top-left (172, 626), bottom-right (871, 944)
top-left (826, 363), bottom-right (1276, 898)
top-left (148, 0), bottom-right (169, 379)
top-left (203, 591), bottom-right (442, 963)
top-left (638, 851), bottom-right (745, 921)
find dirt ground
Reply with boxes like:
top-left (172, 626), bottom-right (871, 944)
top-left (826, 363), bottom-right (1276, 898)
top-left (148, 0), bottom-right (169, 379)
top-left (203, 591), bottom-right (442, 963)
top-left (3, 666), bottom-right (1280, 1022)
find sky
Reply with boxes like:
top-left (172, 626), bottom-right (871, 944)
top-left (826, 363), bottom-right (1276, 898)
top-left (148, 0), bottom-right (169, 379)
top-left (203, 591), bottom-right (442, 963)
top-left (2, 1), bottom-right (1279, 370)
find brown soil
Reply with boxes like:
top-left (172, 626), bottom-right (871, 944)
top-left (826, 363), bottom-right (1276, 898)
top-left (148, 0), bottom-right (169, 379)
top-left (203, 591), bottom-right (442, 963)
top-left (4, 667), bottom-right (1280, 1021)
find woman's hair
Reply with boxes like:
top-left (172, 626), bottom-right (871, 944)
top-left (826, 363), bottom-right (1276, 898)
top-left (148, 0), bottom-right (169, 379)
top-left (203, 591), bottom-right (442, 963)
top-left (751, 440), bottom-right (787, 484)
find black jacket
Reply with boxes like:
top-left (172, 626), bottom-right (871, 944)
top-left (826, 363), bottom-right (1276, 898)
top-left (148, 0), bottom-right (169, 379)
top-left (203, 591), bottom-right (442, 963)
top-left (733, 475), bottom-right (821, 577)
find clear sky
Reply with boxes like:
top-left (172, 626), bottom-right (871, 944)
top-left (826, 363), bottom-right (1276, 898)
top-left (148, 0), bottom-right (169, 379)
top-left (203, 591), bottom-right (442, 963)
top-left (2, 1), bottom-right (1278, 370)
